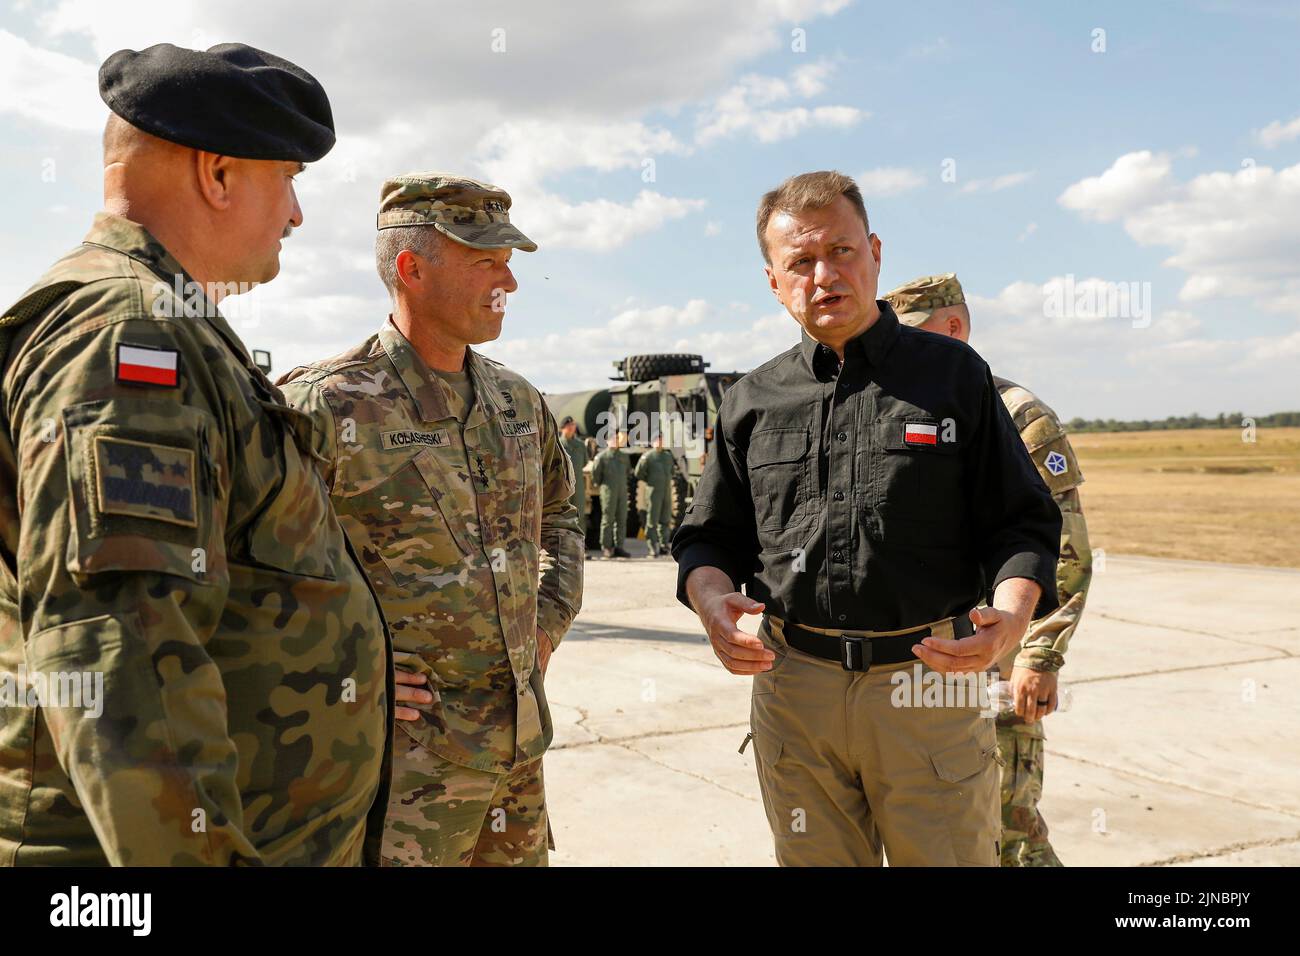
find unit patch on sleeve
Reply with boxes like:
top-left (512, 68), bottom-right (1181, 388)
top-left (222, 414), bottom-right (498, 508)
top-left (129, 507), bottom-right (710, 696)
top-left (93, 435), bottom-right (197, 526)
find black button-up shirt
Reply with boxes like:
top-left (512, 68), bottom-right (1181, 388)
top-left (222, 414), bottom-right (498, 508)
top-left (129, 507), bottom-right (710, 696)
top-left (672, 302), bottom-right (1061, 630)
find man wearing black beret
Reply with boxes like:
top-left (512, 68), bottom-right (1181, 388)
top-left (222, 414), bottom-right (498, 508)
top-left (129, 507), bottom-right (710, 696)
top-left (0, 43), bottom-right (396, 867)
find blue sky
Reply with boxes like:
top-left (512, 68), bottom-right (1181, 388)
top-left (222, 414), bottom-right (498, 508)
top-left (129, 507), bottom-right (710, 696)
top-left (2, 0), bottom-right (1297, 418)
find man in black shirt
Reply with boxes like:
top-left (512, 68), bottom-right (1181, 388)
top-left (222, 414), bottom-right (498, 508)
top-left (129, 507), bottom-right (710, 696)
top-left (671, 171), bottom-right (1061, 866)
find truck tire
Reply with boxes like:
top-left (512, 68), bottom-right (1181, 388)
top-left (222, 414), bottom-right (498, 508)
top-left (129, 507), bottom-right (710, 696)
top-left (671, 471), bottom-right (689, 533)
top-left (620, 353), bottom-right (704, 381)
top-left (626, 471), bottom-right (642, 539)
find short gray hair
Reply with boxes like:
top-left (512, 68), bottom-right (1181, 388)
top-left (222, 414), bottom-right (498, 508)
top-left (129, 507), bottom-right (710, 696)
top-left (375, 225), bottom-right (442, 298)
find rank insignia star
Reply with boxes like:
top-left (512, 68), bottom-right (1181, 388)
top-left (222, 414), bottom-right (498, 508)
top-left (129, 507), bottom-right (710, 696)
top-left (1045, 451), bottom-right (1068, 476)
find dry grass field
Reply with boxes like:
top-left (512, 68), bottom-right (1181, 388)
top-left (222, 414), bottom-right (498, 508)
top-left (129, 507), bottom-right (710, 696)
top-left (1070, 426), bottom-right (1300, 568)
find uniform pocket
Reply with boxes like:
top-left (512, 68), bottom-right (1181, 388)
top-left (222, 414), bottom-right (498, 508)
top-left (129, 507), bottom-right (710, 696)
top-left (873, 418), bottom-right (964, 542)
top-left (339, 447), bottom-right (469, 589)
top-left (747, 427), bottom-right (811, 533)
top-left (61, 398), bottom-right (223, 585)
top-left (243, 401), bottom-right (338, 580)
top-left (517, 433), bottom-right (543, 542)
top-left (929, 722), bottom-right (1000, 866)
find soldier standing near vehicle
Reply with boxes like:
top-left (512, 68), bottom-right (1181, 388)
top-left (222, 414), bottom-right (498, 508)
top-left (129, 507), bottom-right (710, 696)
top-left (592, 430), bottom-right (630, 559)
top-left (635, 434), bottom-right (676, 557)
top-left (279, 172), bottom-right (582, 867)
top-left (885, 272), bottom-right (1092, 867)
top-left (559, 416), bottom-right (589, 541)
top-left (0, 42), bottom-right (393, 866)
top-left (673, 171), bottom-right (1061, 867)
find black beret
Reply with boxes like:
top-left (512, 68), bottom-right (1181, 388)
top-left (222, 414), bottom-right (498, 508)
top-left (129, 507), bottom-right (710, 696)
top-left (98, 42), bottom-right (335, 163)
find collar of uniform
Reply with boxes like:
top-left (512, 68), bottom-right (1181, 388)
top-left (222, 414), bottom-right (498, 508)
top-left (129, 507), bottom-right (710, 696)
top-left (378, 320), bottom-right (454, 423)
top-left (84, 212), bottom-right (182, 277)
top-left (462, 348), bottom-right (510, 429)
top-left (82, 212), bottom-right (259, 373)
top-left (378, 319), bottom-right (509, 425)
top-left (798, 300), bottom-right (901, 379)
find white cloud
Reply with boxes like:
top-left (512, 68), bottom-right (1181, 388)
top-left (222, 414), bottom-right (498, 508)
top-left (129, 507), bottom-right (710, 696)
top-left (857, 166), bottom-right (925, 197)
top-left (694, 61), bottom-right (867, 146)
top-left (963, 276), bottom-right (1296, 419)
top-left (0, 29), bottom-right (102, 132)
top-left (959, 170), bottom-right (1034, 194)
top-left (475, 118), bottom-right (690, 188)
top-left (1017, 222), bottom-right (1037, 242)
top-left (35, 0), bottom-right (854, 125)
top-left (1060, 151), bottom-right (1300, 314)
top-left (1057, 150), bottom-right (1173, 222)
top-left (524, 190), bottom-right (706, 251)
top-left (1256, 115), bottom-right (1300, 148)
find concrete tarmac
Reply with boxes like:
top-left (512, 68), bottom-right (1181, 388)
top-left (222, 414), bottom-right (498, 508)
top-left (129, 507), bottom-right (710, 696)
top-left (544, 545), bottom-right (1300, 866)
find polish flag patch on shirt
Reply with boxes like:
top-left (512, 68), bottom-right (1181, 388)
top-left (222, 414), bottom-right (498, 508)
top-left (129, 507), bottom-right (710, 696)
top-left (903, 422), bottom-right (938, 446)
top-left (116, 344), bottom-right (179, 387)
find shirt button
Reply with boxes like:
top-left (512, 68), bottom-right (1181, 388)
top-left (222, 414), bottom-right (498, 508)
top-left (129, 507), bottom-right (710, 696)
top-left (832, 550), bottom-right (843, 561)
top-left (833, 490), bottom-right (845, 501)
top-left (836, 431), bottom-right (848, 442)
top-left (838, 614), bottom-right (847, 622)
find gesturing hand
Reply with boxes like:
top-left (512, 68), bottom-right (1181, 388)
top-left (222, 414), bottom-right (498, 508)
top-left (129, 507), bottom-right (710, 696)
top-left (699, 591), bottom-right (773, 675)
top-left (911, 606), bottom-right (1028, 675)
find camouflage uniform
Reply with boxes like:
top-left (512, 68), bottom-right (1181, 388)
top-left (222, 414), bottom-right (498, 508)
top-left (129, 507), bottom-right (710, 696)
top-left (634, 447), bottom-right (675, 555)
top-left (992, 376), bottom-right (1091, 867)
top-left (590, 446), bottom-right (629, 552)
top-left (561, 433), bottom-right (588, 536)
top-left (0, 215), bottom-right (393, 866)
top-left (279, 172), bottom-right (582, 867)
top-left (884, 273), bottom-right (1092, 868)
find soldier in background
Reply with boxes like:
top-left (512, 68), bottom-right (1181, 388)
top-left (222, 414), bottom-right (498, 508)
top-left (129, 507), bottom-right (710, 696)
top-left (559, 416), bottom-right (589, 543)
top-left (0, 42), bottom-right (393, 866)
top-left (280, 172), bottom-right (582, 867)
top-left (591, 430), bottom-right (630, 559)
top-left (635, 434), bottom-right (676, 558)
top-left (885, 272), bottom-right (1092, 867)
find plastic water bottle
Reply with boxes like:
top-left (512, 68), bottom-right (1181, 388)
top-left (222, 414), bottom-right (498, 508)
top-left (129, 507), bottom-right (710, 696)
top-left (987, 679), bottom-right (1072, 715)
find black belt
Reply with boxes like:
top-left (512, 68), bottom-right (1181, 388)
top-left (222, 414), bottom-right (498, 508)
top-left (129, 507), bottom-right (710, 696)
top-left (780, 614), bottom-right (976, 672)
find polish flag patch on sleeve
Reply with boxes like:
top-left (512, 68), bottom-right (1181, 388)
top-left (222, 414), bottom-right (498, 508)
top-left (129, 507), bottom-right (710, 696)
top-left (903, 422), bottom-right (939, 446)
top-left (116, 343), bottom-right (179, 387)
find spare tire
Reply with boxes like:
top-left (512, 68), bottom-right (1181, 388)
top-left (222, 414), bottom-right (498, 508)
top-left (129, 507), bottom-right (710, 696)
top-left (620, 353), bottom-right (704, 381)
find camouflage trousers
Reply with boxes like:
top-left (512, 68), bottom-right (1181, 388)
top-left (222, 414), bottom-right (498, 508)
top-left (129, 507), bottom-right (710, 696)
top-left (644, 482), bottom-right (671, 552)
top-left (598, 485), bottom-right (627, 550)
top-left (996, 717), bottom-right (1063, 867)
top-left (381, 734), bottom-right (549, 867)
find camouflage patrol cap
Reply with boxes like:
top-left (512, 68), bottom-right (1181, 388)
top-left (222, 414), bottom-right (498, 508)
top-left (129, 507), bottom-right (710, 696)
top-left (883, 273), bottom-right (966, 327)
top-left (376, 172), bottom-right (537, 251)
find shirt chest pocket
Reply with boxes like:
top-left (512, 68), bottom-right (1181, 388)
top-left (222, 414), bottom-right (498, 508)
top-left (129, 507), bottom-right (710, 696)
top-left (242, 401), bottom-right (339, 580)
top-left (746, 427), bottom-right (811, 532)
top-left (872, 418), bottom-right (964, 530)
top-left (338, 446), bottom-right (471, 589)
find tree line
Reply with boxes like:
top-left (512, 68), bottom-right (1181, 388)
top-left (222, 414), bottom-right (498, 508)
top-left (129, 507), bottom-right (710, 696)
top-left (1065, 411), bottom-right (1300, 433)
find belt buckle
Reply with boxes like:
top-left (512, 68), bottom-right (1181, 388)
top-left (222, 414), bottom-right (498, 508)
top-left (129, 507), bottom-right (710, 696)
top-left (840, 635), bottom-right (872, 672)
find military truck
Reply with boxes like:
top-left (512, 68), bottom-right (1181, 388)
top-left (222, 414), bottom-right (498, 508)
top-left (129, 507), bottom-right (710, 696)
top-left (546, 353), bottom-right (744, 550)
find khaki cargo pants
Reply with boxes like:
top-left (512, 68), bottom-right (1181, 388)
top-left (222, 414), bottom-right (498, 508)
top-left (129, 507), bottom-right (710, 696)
top-left (748, 616), bottom-right (1002, 867)
top-left (381, 733), bottom-right (550, 867)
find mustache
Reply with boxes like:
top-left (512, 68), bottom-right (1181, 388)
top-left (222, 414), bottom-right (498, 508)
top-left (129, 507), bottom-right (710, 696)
top-left (281, 224), bottom-right (295, 240)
